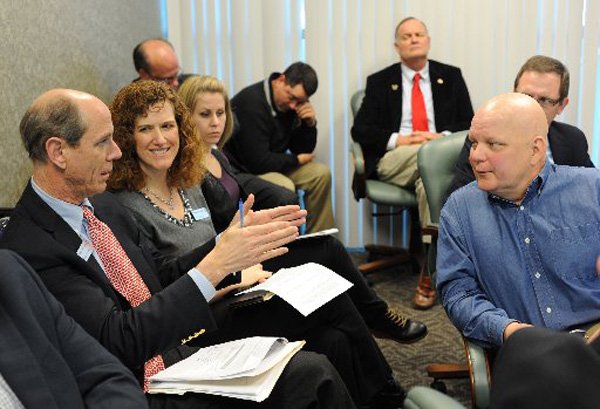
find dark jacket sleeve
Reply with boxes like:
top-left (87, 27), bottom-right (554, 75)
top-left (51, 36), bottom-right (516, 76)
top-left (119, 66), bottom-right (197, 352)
top-left (549, 121), bottom-right (595, 168)
top-left (287, 122), bottom-right (318, 155)
top-left (0, 250), bottom-right (148, 408)
top-left (436, 66), bottom-right (474, 133)
top-left (351, 73), bottom-right (395, 165)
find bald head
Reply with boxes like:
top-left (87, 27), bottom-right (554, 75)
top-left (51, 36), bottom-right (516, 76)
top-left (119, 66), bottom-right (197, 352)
top-left (134, 39), bottom-right (180, 88)
top-left (20, 89), bottom-right (104, 162)
top-left (472, 92), bottom-right (548, 144)
top-left (468, 93), bottom-right (549, 203)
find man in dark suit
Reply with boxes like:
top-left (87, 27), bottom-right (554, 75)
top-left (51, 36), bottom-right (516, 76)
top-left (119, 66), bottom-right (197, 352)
top-left (351, 16), bottom-right (473, 309)
top-left (447, 55), bottom-right (594, 198)
top-left (0, 249), bottom-right (148, 409)
top-left (1, 88), bottom-right (403, 409)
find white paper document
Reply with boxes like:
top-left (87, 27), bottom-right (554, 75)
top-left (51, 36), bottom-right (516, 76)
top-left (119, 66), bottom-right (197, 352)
top-left (149, 336), bottom-right (304, 402)
top-left (296, 227), bottom-right (339, 240)
top-left (238, 262), bottom-right (353, 316)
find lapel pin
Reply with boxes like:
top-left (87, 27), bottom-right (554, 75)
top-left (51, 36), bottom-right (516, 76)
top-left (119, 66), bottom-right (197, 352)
top-left (437, 78), bottom-right (444, 84)
top-left (391, 84), bottom-right (399, 91)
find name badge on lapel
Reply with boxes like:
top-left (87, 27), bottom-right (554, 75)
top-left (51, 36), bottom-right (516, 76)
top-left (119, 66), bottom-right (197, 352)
top-left (76, 239), bottom-right (94, 261)
top-left (191, 207), bottom-right (210, 221)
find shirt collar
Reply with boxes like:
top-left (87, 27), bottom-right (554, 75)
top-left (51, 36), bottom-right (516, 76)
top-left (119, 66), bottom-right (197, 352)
top-left (401, 61), bottom-right (430, 83)
top-left (30, 177), bottom-right (93, 235)
top-left (264, 72), bottom-right (281, 117)
top-left (488, 162), bottom-right (550, 206)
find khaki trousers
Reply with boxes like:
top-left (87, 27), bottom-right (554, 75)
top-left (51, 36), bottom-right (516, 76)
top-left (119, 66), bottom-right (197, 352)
top-left (259, 161), bottom-right (335, 233)
top-left (376, 145), bottom-right (432, 231)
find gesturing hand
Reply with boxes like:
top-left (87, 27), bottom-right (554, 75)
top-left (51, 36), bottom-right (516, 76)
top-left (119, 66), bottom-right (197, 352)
top-left (198, 216), bottom-right (298, 286)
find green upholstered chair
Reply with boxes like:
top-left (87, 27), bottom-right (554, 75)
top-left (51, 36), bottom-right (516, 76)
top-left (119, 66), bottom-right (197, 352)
top-left (404, 386), bottom-right (467, 409)
top-left (350, 89), bottom-right (419, 274)
top-left (417, 131), bottom-right (491, 409)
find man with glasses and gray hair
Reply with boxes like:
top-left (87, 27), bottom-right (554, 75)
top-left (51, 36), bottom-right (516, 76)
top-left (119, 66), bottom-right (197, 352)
top-left (447, 55), bottom-right (594, 197)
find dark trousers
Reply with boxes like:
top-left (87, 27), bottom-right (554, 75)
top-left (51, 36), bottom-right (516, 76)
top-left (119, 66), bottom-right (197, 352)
top-left (203, 293), bottom-right (393, 407)
top-left (264, 235), bottom-right (389, 328)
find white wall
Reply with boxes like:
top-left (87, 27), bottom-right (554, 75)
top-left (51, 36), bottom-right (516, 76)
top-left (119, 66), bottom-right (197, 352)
top-left (168, 0), bottom-right (600, 247)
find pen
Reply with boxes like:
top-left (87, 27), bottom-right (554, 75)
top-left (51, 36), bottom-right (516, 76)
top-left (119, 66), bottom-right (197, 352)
top-left (238, 198), bottom-right (244, 227)
top-left (297, 189), bottom-right (306, 235)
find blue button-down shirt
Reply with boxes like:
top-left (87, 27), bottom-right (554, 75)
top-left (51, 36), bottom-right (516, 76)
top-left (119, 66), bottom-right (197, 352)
top-left (437, 162), bottom-right (600, 347)
top-left (30, 178), bottom-right (215, 301)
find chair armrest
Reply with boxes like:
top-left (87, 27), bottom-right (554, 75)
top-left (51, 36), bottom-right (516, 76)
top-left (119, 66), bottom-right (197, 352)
top-left (350, 142), bottom-right (366, 176)
top-left (404, 386), bottom-right (467, 409)
top-left (464, 338), bottom-right (491, 409)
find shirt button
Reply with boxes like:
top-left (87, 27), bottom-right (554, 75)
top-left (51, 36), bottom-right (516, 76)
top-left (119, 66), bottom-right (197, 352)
top-left (520, 205), bottom-right (524, 211)
top-left (546, 307), bottom-right (552, 314)
top-left (524, 237), bottom-right (530, 244)
top-left (534, 272), bottom-right (541, 279)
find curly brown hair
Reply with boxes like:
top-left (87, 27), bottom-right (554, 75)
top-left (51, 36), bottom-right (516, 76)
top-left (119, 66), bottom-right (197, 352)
top-left (108, 80), bottom-right (207, 191)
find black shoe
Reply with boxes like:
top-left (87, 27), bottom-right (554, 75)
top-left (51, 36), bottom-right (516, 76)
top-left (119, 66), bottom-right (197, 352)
top-left (369, 307), bottom-right (428, 344)
top-left (368, 378), bottom-right (406, 409)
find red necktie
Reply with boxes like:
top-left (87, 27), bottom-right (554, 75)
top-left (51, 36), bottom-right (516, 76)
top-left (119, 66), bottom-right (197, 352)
top-left (411, 73), bottom-right (429, 131)
top-left (82, 206), bottom-right (164, 392)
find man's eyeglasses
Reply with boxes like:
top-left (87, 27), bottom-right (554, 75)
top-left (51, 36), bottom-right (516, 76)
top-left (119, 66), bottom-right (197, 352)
top-left (149, 69), bottom-right (182, 85)
top-left (285, 88), bottom-right (308, 105)
top-left (520, 92), bottom-right (561, 108)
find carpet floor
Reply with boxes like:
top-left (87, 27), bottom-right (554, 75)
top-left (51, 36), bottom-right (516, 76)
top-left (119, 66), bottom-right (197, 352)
top-left (353, 255), bottom-right (473, 406)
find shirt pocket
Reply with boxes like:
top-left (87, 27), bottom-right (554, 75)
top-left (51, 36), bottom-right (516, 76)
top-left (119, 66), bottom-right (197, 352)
top-left (549, 221), bottom-right (600, 281)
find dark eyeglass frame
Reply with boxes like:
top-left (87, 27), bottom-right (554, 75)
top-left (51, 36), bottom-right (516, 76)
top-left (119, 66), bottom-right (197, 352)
top-left (520, 92), bottom-right (561, 108)
top-left (148, 69), bottom-right (183, 84)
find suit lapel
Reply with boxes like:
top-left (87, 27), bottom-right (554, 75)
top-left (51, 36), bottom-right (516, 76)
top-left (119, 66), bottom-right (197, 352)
top-left (429, 61), bottom-right (446, 131)
top-left (19, 183), bottom-right (116, 292)
top-left (547, 122), bottom-right (564, 163)
top-left (389, 63), bottom-right (404, 130)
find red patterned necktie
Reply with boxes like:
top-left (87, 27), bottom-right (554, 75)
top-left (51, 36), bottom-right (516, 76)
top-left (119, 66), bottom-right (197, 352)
top-left (82, 206), bottom-right (164, 392)
top-left (411, 73), bottom-right (429, 131)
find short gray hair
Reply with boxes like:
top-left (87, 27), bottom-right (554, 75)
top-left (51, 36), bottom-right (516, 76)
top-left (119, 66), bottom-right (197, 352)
top-left (19, 96), bottom-right (86, 162)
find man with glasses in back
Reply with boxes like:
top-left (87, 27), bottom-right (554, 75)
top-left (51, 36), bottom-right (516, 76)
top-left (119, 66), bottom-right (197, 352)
top-left (225, 62), bottom-right (335, 234)
top-left (447, 55), bottom-right (594, 197)
top-left (133, 38), bottom-right (183, 89)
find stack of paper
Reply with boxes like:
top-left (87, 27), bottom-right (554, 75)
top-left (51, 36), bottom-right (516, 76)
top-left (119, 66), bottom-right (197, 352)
top-left (148, 336), bottom-right (304, 402)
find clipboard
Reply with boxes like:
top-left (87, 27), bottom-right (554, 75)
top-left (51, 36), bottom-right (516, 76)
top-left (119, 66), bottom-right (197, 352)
top-left (229, 290), bottom-right (275, 309)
